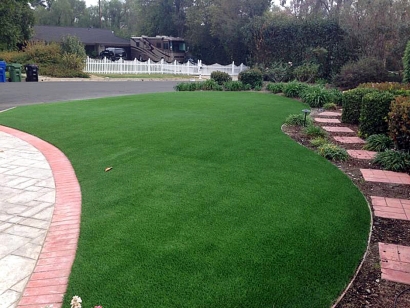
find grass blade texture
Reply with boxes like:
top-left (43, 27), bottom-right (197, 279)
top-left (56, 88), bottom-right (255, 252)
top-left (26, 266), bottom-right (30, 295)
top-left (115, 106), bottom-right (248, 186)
top-left (0, 92), bottom-right (370, 308)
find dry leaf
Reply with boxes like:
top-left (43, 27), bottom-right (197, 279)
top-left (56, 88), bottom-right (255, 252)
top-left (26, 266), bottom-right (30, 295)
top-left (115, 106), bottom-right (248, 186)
top-left (105, 167), bottom-right (113, 172)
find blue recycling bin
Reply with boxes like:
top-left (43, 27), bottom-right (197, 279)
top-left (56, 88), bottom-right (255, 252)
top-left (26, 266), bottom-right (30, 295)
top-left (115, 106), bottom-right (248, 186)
top-left (0, 61), bottom-right (6, 83)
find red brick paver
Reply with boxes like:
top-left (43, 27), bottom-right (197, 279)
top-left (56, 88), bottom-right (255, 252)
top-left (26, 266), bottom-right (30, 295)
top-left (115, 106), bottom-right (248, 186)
top-left (0, 126), bottom-right (82, 308)
top-left (379, 243), bottom-right (410, 285)
top-left (347, 150), bottom-right (377, 160)
top-left (323, 126), bottom-right (354, 133)
top-left (360, 169), bottom-right (410, 185)
top-left (314, 118), bottom-right (341, 123)
top-left (333, 136), bottom-right (366, 144)
top-left (371, 196), bottom-right (410, 221)
top-left (316, 111), bottom-right (342, 117)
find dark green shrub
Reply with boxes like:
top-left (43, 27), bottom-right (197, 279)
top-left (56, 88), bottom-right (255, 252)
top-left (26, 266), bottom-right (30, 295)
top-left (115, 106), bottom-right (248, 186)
top-left (223, 81), bottom-right (245, 91)
top-left (293, 63), bottom-right (319, 83)
top-left (310, 137), bottom-right (328, 147)
top-left (373, 150), bottom-right (410, 172)
top-left (265, 62), bottom-right (292, 82)
top-left (238, 68), bottom-right (263, 89)
top-left (300, 86), bottom-right (332, 108)
top-left (210, 71), bottom-right (232, 85)
top-left (283, 81), bottom-right (309, 98)
top-left (323, 103), bottom-right (337, 110)
top-left (174, 82), bottom-right (199, 91)
top-left (266, 82), bottom-right (284, 94)
top-left (304, 125), bottom-right (327, 138)
top-left (341, 88), bottom-right (378, 124)
top-left (333, 57), bottom-right (388, 90)
top-left (284, 114), bottom-right (313, 126)
top-left (317, 143), bottom-right (349, 161)
top-left (198, 79), bottom-right (223, 91)
top-left (254, 85), bottom-right (262, 91)
top-left (359, 91), bottom-right (395, 137)
top-left (388, 96), bottom-right (410, 151)
top-left (363, 134), bottom-right (393, 152)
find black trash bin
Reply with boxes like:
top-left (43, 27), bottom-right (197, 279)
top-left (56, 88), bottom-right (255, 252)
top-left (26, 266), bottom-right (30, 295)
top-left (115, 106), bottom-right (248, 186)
top-left (25, 64), bottom-right (39, 82)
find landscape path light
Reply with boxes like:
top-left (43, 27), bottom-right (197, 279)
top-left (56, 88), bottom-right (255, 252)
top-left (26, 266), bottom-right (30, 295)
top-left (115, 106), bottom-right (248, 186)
top-left (302, 109), bottom-right (311, 127)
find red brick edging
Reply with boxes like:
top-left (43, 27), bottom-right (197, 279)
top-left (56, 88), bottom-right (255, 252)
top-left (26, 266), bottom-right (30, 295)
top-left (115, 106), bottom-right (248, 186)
top-left (0, 125), bottom-right (81, 308)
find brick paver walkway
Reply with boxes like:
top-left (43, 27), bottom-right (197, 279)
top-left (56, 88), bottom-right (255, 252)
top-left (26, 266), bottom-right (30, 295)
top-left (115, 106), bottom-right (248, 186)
top-left (323, 126), bottom-right (354, 133)
top-left (0, 126), bottom-right (81, 308)
top-left (347, 150), bottom-right (377, 160)
top-left (333, 136), bottom-right (366, 144)
top-left (360, 169), bottom-right (410, 185)
top-left (371, 196), bottom-right (410, 221)
top-left (379, 243), bottom-right (410, 285)
top-left (314, 118), bottom-right (341, 123)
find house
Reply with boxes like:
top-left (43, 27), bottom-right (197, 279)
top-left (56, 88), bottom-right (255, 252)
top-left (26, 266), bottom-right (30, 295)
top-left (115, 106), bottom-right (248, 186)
top-left (31, 25), bottom-right (131, 58)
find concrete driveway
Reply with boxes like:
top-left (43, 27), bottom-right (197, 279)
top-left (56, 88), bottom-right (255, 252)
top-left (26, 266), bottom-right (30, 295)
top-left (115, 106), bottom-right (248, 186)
top-left (0, 80), bottom-right (180, 111)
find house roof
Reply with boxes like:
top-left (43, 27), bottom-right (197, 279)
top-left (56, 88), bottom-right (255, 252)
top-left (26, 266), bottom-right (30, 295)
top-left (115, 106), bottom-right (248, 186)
top-left (32, 25), bottom-right (130, 47)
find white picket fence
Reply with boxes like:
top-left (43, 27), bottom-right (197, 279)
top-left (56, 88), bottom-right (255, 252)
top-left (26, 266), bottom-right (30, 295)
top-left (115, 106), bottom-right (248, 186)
top-left (84, 57), bottom-right (248, 76)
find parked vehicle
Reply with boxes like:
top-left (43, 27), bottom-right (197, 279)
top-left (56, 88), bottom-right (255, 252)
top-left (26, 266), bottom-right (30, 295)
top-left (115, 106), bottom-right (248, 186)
top-left (100, 47), bottom-right (127, 61)
top-left (130, 36), bottom-right (187, 63)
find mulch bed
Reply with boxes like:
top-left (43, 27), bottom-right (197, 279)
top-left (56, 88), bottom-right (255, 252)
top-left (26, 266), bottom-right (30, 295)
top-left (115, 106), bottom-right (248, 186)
top-left (282, 110), bottom-right (410, 308)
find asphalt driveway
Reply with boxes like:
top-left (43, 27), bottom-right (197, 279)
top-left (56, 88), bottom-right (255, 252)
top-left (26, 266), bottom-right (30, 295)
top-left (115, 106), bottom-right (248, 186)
top-left (0, 81), bottom-right (180, 111)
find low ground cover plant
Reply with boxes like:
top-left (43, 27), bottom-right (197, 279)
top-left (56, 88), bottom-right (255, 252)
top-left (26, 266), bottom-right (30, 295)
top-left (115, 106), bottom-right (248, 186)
top-left (373, 149), bottom-right (410, 172)
top-left (266, 82), bottom-right (284, 94)
top-left (310, 137), bottom-right (329, 147)
top-left (284, 113), bottom-right (313, 126)
top-left (300, 85), bottom-right (332, 108)
top-left (363, 134), bottom-right (393, 152)
top-left (317, 143), bottom-right (349, 161)
top-left (304, 124), bottom-right (327, 138)
top-left (283, 80), bottom-right (309, 98)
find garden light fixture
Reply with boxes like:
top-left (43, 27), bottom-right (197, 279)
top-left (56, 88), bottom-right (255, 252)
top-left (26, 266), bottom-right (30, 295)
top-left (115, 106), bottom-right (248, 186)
top-left (302, 109), bottom-right (311, 127)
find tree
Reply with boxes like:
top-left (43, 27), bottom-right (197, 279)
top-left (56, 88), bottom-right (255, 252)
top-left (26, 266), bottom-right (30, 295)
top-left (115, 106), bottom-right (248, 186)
top-left (403, 40), bottom-right (410, 83)
top-left (0, 0), bottom-right (35, 50)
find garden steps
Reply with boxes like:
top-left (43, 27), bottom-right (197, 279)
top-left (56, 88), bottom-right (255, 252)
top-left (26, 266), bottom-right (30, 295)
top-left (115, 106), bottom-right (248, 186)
top-left (378, 243), bottom-right (410, 285)
top-left (333, 136), bottom-right (366, 144)
top-left (371, 196), bottom-right (410, 221)
top-left (323, 126), bottom-right (354, 133)
top-left (347, 150), bottom-right (376, 160)
top-left (315, 111), bottom-right (342, 117)
top-left (314, 118), bottom-right (341, 123)
top-left (360, 169), bottom-right (410, 185)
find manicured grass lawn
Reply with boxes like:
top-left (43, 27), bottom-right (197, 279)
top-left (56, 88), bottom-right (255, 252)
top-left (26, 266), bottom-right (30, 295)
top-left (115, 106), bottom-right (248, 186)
top-left (0, 92), bottom-right (370, 307)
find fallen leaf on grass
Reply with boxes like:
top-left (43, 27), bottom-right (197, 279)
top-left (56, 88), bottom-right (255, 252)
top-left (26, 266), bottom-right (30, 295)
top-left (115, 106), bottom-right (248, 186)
top-left (105, 167), bottom-right (113, 172)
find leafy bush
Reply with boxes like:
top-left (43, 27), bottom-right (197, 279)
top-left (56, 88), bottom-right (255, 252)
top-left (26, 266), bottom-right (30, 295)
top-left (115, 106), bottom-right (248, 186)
top-left (341, 88), bottom-right (378, 124)
top-left (284, 113), bottom-right (313, 126)
top-left (174, 82), bottom-right (199, 91)
top-left (223, 81), bottom-right (245, 91)
top-left (210, 71), bottom-right (232, 85)
top-left (388, 96), bottom-right (410, 151)
top-left (300, 85), bottom-right (332, 108)
top-left (293, 62), bottom-right (319, 83)
top-left (333, 57), bottom-right (388, 89)
top-left (327, 88), bottom-right (344, 106)
top-left (323, 103), bottom-right (337, 110)
top-left (373, 149), bottom-right (410, 172)
top-left (265, 62), bottom-right (292, 82)
top-left (363, 134), bottom-right (393, 152)
top-left (310, 137), bottom-right (329, 147)
top-left (359, 91), bottom-right (395, 137)
top-left (198, 79), bottom-right (223, 91)
top-left (304, 125), bottom-right (327, 138)
top-left (254, 85), bottom-right (262, 91)
top-left (283, 81), bottom-right (309, 98)
top-left (317, 143), bottom-right (349, 161)
top-left (238, 68), bottom-right (263, 89)
top-left (61, 35), bottom-right (86, 60)
top-left (266, 82), bottom-right (284, 94)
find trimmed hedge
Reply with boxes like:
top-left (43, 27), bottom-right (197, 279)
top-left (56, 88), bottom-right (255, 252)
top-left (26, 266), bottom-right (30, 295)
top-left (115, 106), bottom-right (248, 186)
top-left (359, 91), bottom-right (395, 137)
top-left (341, 88), bottom-right (378, 124)
top-left (210, 71), bottom-right (232, 85)
top-left (388, 96), bottom-right (410, 151)
top-left (238, 68), bottom-right (263, 89)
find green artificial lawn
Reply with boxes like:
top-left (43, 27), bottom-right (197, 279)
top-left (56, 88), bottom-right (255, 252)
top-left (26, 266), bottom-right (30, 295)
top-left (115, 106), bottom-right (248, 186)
top-left (0, 92), bottom-right (370, 308)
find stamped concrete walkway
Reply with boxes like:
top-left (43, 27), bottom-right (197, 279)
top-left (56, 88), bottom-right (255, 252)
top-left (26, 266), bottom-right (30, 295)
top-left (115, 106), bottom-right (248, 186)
top-left (0, 126), bottom-right (81, 308)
